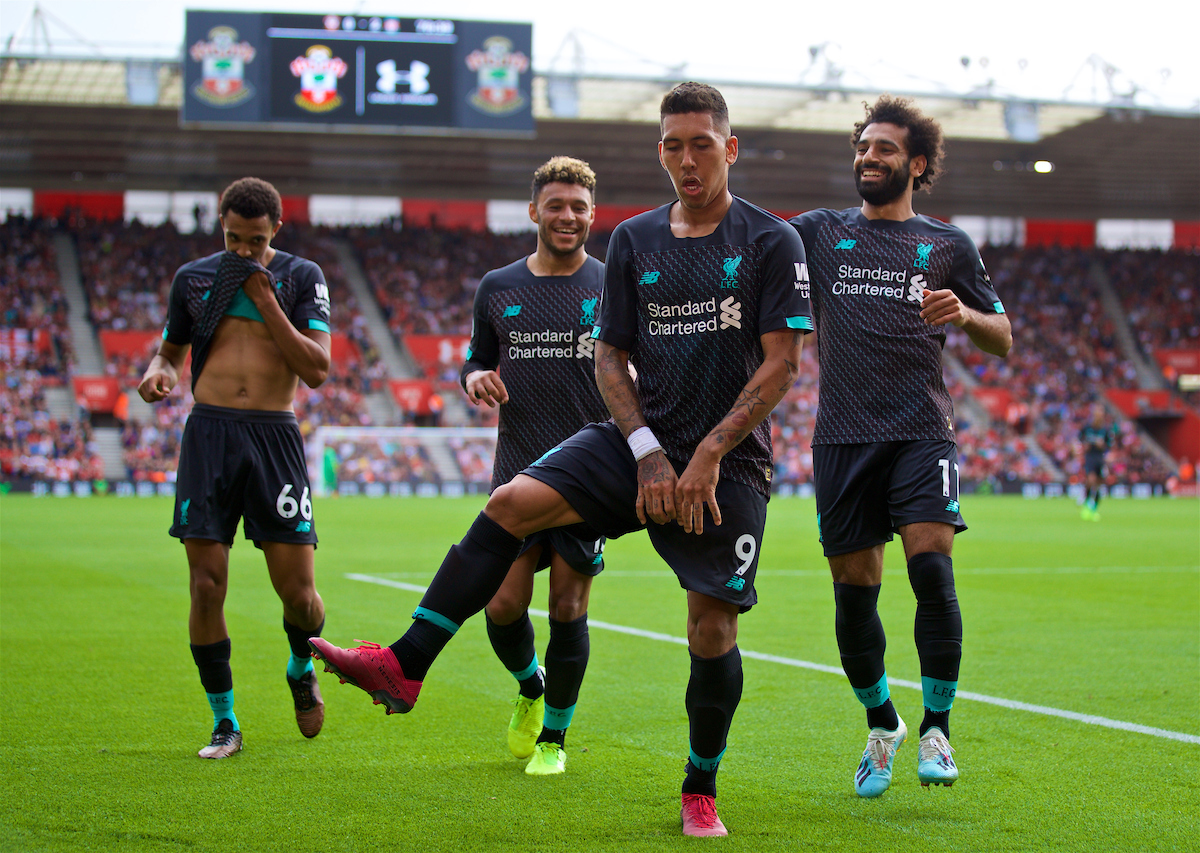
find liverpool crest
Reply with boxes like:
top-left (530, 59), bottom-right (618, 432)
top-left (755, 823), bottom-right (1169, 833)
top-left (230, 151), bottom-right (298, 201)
top-left (465, 36), bottom-right (529, 115)
top-left (290, 45), bottom-right (348, 113)
top-left (189, 26), bottom-right (256, 107)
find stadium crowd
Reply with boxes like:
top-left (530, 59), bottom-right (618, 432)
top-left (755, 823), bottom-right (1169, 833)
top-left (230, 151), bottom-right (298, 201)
top-left (2, 215), bottom-right (1192, 489)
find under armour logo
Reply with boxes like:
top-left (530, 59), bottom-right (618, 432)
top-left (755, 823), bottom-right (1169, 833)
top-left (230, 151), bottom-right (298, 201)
top-left (377, 59), bottom-right (430, 94)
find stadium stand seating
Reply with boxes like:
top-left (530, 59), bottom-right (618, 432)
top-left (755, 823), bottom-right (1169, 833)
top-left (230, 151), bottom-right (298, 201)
top-left (2, 216), bottom-right (1191, 489)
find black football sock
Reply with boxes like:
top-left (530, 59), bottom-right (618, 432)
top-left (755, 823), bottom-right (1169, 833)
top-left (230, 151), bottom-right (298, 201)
top-left (485, 610), bottom-right (544, 699)
top-left (389, 512), bottom-right (523, 681)
top-left (908, 552), bottom-right (961, 738)
top-left (682, 646), bottom-right (742, 797)
top-left (833, 582), bottom-right (899, 730)
top-left (284, 617), bottom-right (322, 679)
top-left (538, 614), bottom-right (590, 746)
top-left (191, 638), bottom-right (237, 728)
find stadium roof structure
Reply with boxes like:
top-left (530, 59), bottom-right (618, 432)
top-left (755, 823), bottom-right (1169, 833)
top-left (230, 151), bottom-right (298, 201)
top-left (2, 55), bottom-right (1198, 220)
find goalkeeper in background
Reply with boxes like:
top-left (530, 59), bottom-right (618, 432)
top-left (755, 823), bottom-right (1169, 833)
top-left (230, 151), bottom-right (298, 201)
top-left (137, 177), bottom-right (333, 759)
top-left (461, 156), bottom-right (611, 775)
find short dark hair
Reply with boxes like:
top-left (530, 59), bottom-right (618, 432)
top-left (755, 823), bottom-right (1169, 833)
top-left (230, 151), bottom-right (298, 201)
top-left (530, 156), bottom-right (597, 204)
top-left (660, 81), bottom-right (730, 137)
top-left (851, 95), bottom-right (945, 192)
top-left (220, 177), bottom-right (283, 222)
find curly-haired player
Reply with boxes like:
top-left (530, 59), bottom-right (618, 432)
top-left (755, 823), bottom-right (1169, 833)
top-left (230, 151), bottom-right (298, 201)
top-left (791, 96), bottom-right (1012, 797)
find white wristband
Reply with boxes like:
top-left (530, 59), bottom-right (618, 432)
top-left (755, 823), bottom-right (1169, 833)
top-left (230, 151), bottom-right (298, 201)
top-left (627, 426), bottom-right (662, 461)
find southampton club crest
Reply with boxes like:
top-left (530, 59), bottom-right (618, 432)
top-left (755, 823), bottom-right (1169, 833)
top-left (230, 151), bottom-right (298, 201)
top-left (290, 45), bottom-right (348, 113)
top-left (465, 36), bottom-right (529, 115)
top-left (189, 26), bottom-right (256, 107)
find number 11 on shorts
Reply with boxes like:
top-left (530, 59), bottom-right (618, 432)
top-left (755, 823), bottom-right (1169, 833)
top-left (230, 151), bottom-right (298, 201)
top-left (937, 459), bottom-right (959, 498)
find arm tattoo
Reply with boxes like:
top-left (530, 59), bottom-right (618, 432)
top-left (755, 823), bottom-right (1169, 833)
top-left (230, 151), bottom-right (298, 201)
top-left (708, 384), bottom-right (766, 448)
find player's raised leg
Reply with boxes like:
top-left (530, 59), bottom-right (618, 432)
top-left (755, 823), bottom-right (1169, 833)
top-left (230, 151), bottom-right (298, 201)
top-left (186, 538), bottom-right (243, 759)
top-left (484, 551), bottom-right (544, 758)
top-left (310, 475), bottom-right (584, 714)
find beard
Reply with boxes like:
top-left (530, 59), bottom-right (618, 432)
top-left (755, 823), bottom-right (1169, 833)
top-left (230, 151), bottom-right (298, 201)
top-left (538, 220), bottom-right (588, 257)
top-left (855, 160), bottom-right (911, 206)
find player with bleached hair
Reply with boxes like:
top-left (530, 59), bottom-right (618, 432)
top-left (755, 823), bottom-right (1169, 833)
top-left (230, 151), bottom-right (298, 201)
top-left (462, 156), bottom-right (611, 775)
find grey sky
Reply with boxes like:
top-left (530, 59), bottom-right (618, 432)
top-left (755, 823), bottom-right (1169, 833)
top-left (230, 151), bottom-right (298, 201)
top-left (2, 0), bottom-right (1197, 110)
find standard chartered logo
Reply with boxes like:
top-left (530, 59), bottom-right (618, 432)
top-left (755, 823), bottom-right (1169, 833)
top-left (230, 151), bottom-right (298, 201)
top-left (646, 297), bottom-right (744, 336)
top-left (908, 274), bottom-right (927, 303)
top-left (719, 296), bottom-right (742, 329)
top-left (575, 330), bottom-right (595, 358)
top-left (831, 263), bottom-right (928, 304)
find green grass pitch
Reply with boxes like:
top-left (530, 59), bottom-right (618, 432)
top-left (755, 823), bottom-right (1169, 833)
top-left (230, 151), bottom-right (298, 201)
top-left (1, 494), bottom-right (1197, 852)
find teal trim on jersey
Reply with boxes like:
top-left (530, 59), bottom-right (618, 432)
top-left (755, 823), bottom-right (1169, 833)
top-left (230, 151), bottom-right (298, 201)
top-left (511, 656), bottom-right (540, 682)
top-left (225, 288), bottom-right (265, 322)
top-left (465, 347), bottom-right (474, 361)
top-left (922, 676), bottom-right (957, 712)
top-left (853, 673), bottom-right (891, 709)
top-left (993, 301), bottom-right (1006, 314)
top-left (161, 327), bottom-right (168, 339)
top-left (543, 702), bottom-right (575, 731)
top-left (786, 316), bottom-right (814, 330)
top-left (592, 325), bottom-right (601, 338)
top-left (689, 746), bottom-right (726, 772)
top-left (412, 606), bottom-right (460, 635)
top-left (206, 690), bottom-right (237, 727)
top-left (307, 319), bottom-right (330, 333)
top-left (287, 653), bottom-right (314, 679)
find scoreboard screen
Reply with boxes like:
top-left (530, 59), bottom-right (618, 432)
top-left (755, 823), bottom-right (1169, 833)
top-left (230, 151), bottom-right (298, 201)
top-left (182, 10), bottom-right (534, 135)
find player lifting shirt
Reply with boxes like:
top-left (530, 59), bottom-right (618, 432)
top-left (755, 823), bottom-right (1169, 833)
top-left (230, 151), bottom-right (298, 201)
top-left (138, 177), bottom-right (333, 759)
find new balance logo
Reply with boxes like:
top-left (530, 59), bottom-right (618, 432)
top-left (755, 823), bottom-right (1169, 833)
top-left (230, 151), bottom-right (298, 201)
top-left (725, 576), bottom-right (746, 591)
top-left (296, 521), bottom-right (312, 533)
top-left (502, 305), bottom-right (522, 318)
top-left (639, 271), bottom-right (660, 285)
top-left (719, 296), bottom-right (742, 329)
top-left (834, 239), bottom-right (857, 250)
top-left (945, 500), bottom-right (960, 514)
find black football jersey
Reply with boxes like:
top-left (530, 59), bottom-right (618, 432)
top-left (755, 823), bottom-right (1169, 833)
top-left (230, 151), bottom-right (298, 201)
top-left (163, 250), bottom-right (331, 387)
top-left (461, 256), bottom-right (610, 489)
top-left (791, 208), bottom-right (1004, 445)
top-left (595, 197), bottom-right (813, 496)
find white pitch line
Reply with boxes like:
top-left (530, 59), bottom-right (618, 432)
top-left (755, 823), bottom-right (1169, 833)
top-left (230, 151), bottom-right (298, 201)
top-left (345, 573), bottom-right (1200, 745)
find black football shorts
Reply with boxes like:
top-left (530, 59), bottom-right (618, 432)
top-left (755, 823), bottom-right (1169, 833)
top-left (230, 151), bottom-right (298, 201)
top-left (521, 422), bottom-right (767, 610)
top-left (171, 403), bottom-right (318, 548)
top-left (813, 439), bottom-right (966, 558)
top-left (520, 528), bottom-right (607, 576)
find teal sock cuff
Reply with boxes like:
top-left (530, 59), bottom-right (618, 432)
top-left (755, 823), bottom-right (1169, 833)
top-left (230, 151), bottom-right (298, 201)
top-left (511, 655), bottom-right (540, 682)
top-left (543, 703), bottom-right (575, 731)
top-left (287, 654), bottom-right (314, 680)
top-left (922, 676), bottom-right (957, 712)
top-left (207, 690), bottom-right (237, 727)
top-left (853, 673), bottom-right (891, 709)
top-left (412, 606), bottom-right (460, 635)
top-left (689, 746), bottom-right (727, 772)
